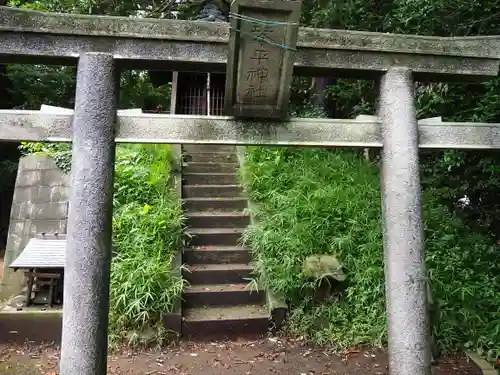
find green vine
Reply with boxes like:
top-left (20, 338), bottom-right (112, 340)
top-left (18, 142), bottom-right (72, 173)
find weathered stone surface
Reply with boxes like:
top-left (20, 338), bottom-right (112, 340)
top-left (11, 202), bottom-right (69, 221)
top-left (12, 187), bottom-right (37, 203)
top-left (42, 169), bottom-right (70, 186)
top-left (225, 0), bottom-right (301, 119)
top-left (170, 144), bottom-right (183, 208)
top-left (294, 49), bottom-right (499, 80)
top-left (12, 185), bottom-right (69, 203)
top-left (1, 155), bottom-right (69, 300)
top-left (1, 6), bottom-right (498, 58)
top-left (0, 110), bottom-right (73, 142)
top-left (40, 104), bottom-right (143, 116)
top-left (25, 219), bottom-right (67, 236)
top-left (0, 6), bottom-right (230, 42)
top-left (49, 186), bottom-right (70, 201)
top-left (465, 352), bottom-right (497, 375)
top-left (15, 170), bottom-right (43, 187)
top-left (0, 6), bottom-right (498, 79)
top-left (379, 67), bottom-right (429, 375)
top-left (14, 169), bottom-right (68, 187)
top-left (5, 221), bottom-right (26, 240)
top-left (59, 52), bottom-right (116, 375)
top-left (302, 255), bottom-right (345, 281)
top-left (9, 203), bottom-right (28, 220)
top-left (19, 154), bottom-right (59, 170)
top-left (3, 111), bottom-right (500, 149)
top-left (0, 310), bottom-right (63, 344)
top-left (298, 28), bottom-right (500, 58)
top-left (3, 219), bottom-right (67, 244)
top-left (102, 115), bottom-right (500, 149)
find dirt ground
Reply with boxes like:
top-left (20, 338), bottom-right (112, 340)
top-left (0, 337), bottom-right (481, 375)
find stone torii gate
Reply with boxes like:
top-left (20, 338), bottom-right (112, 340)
top-left (1, 3), bottom-right (500, 375)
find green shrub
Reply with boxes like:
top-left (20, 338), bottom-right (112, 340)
top-left (241, 146), bottom-right (500, 358)
top-left (423, 195), bottom-right (500, 359)
top-left (109, 145), bottom-right (185, 346)
top-left (19, 142), bottom-right (72, 173)
top-left (20, 142), bottom-right (185, 347)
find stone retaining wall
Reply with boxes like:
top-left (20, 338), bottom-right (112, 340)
top-left (0, 149), bottom-right (184, 336)
top-left (0, 155), bottom-right (69, 300)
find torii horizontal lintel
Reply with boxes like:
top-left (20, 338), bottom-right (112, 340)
top-left (0, 6), bottom-right (499, 80)
top-left (1, 110), bottom-right (499, 149)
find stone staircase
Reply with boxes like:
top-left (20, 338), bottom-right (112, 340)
top-left (181, 144), bottom-right (269, 338)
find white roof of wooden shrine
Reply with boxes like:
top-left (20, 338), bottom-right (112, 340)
top-left (9, 235), bottom-right (66, 270)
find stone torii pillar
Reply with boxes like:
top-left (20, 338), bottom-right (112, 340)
top-left (59, 52), bottom-right (117, 375)
top-left (379, 67), bottom-right (431, 375)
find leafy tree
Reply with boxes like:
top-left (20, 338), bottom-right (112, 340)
top-left (300, 0), bottom-right (500, 239)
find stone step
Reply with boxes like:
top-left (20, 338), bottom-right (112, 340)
top-left (183, 173), bottom-right (238, 185)
top-left (184, 152), bottom-right (238, 163)
top-left (183, 283), bottom-right (265, 308)
top-left (186, 212), bottom-right (250, 228)
top-left (183, 144), bottom-right (236, 153)
top-left (182, 305), bottom-right (269, 338)
top-left (187, 228), bottom-right (244, 246)
top-left (183, 263), bottom-right (252, 284)
top-left (184, 162), bottom-right (238, 174)
top-left (183, 197), bottom-right (248, 212)
top-left (183, 185), bottom-right (243, 198)
top-left (183, 246), bottom-right (252, 264)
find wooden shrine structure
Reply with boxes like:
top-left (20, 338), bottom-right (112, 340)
top-left (1, 2), bottom-right (500, 375)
